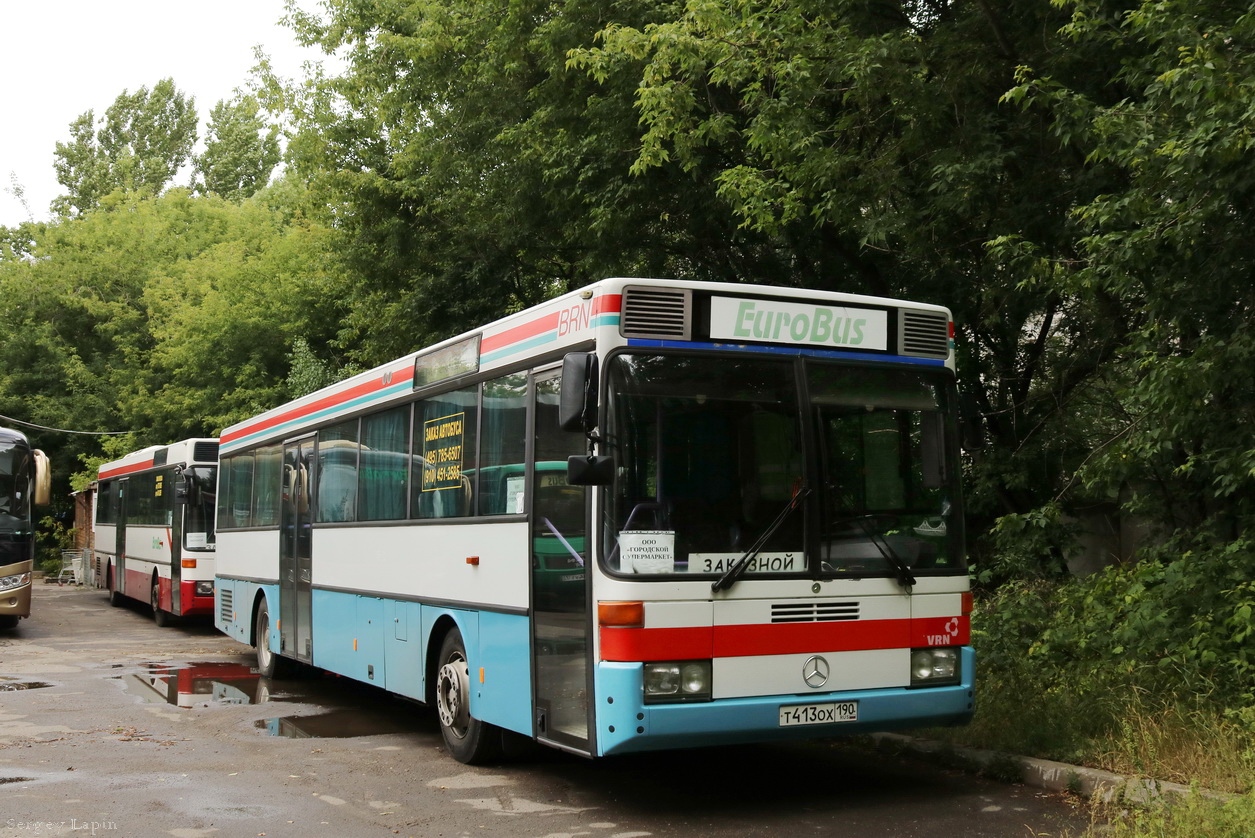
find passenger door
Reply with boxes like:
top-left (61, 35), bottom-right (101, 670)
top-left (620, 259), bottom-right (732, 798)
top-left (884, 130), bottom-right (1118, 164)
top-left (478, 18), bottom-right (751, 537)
top-left (280, 437), bottom-right (315, 662)
top-left (530, 369), bottom-right (592, 753)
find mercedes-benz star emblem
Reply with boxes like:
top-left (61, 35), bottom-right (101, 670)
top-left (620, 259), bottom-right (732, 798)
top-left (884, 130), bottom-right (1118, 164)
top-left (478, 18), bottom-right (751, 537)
top-left (803, 655), bottom-right (830, 689)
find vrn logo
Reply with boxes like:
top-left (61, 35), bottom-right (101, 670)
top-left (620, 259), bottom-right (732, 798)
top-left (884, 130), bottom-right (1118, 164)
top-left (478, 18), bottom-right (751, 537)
top-left (926, 617), bottom-right (961, 645)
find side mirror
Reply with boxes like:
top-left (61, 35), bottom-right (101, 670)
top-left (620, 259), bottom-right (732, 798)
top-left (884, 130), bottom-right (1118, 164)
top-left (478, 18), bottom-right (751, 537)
top-left (32, 450), bottom-right (50, 506)
top-left (567, 455), bottom-right (613, 486)
top-left (559, 352), bottom-right (599, 433)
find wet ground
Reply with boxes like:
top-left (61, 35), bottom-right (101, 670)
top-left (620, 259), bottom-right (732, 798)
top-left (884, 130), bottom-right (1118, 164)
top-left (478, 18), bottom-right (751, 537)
top-left (0, 584), bottom-right (1095, 838)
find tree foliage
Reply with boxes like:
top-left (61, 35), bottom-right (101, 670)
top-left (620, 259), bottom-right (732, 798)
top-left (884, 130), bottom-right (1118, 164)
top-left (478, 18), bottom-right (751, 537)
top-left (52, 78), bottom-right (198, 216)
top-left (193, 95), bottom-right (282, 201)
top-left (0, 182), bottom-right (348, 489)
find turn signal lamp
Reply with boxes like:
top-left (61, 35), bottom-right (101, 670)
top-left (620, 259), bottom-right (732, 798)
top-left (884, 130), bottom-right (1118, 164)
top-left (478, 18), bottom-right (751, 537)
top-left (598, 601), bottom-right (644, 628)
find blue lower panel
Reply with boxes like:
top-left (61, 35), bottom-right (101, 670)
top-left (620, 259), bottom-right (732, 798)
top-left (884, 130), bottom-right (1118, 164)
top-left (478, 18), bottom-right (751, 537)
top-left (299, 590), bottom-right (532, 736)
top-left (474, 610), bottom-right (532, 735)
top-left (596, 647), bottom-right (975, 756)
top-left (214, 579), bottom-right (276, 647)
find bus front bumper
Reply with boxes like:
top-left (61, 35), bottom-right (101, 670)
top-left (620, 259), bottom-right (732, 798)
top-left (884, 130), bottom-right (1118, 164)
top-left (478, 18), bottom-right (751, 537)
top-left (595, 647), bottom-right (975, 756)
top-left (0, 562), bottom-right (33, 622)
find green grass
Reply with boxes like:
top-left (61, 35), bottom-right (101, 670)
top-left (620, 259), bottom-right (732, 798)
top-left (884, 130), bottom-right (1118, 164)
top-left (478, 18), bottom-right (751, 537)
top-left (915, 657), bottom-right (1255, 837)
top-left (924, 661), bottom-right (1255, 794)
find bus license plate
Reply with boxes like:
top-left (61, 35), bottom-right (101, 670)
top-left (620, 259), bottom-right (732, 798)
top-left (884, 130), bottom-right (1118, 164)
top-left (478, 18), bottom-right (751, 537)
top-left (778, 701), bottom-right (858, 727)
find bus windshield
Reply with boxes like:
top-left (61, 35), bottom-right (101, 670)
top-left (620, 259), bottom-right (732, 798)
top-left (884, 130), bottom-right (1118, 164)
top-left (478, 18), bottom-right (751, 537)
top-left (0, 440), bottom-right (31, 528)
top-left (183, 466), bottom-right (218, 551)
top-left (603, 353), bottom-right (963, 579)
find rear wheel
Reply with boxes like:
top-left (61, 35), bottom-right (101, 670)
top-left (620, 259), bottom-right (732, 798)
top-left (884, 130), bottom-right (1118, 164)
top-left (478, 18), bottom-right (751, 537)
top-left (435, 628), bottom-right (502, 765)
top-left (107, 568), bottom-right (122, 607)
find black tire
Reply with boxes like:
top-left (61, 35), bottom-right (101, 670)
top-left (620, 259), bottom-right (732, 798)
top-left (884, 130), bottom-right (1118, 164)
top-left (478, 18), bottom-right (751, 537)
top-left (151, 576), bottom-right (170, 627)
top-left (435, 628), bottom-right (502, 765)
top-left (254, 598), bottom-right (293, 678)
top-left (0, 615), bottom-right (19, 630)
top-left (107, 569), bottom-right (123, 608)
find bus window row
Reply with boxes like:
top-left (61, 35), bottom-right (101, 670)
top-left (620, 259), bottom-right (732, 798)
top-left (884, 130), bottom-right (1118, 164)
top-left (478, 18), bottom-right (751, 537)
top-left (218, 370), bottom-right (575, 529)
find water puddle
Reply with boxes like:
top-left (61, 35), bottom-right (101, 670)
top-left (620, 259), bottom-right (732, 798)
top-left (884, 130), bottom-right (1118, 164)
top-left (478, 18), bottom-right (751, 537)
top-left (0, 678), bottom-right (53, 692)
top-left (119, 661), bottom-right (272, 709)
top-left (255, 708), bottom-right (419, 739)
top-left (117, 661), bottom-right (429, 739)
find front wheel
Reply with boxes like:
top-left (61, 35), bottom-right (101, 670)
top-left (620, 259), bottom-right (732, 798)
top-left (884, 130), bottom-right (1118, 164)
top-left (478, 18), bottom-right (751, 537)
top-left (435, 628), bottom-right (502, 765)
top-left (254, 598), bottom-right (293, 678)
top-left (151, 577), bottom-right (170, 627)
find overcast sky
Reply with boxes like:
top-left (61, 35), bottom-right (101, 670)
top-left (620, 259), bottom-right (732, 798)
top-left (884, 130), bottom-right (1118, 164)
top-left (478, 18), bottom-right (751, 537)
top-left (0, 0), bottom-right (334, 228)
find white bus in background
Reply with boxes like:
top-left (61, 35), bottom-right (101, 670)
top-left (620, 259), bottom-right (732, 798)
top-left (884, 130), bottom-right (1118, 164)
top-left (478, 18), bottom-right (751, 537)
top-left (94, 438), bottom-right (219, 625)
top-left (214, 277), bottom-right (973, 764)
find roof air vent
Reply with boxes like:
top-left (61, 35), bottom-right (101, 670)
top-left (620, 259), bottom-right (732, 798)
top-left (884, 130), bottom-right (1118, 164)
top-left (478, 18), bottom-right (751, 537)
top-left (620, 286), bottom-right (693, 341)
top-left (899, 309), bottom-right (950, 359)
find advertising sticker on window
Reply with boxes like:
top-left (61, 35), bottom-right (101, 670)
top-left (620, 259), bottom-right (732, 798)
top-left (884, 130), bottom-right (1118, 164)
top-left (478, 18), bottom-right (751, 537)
top-left (422, 412), bottom-right (465, 492)
top-left (618, 530), bottom-right (675, 573)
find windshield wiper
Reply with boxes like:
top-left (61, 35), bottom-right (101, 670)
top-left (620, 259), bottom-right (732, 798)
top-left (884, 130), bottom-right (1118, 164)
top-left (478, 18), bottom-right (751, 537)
top-left (712, 487), bottom-right (810, 593)
top-left (848, 515), bottom-right (915, 590)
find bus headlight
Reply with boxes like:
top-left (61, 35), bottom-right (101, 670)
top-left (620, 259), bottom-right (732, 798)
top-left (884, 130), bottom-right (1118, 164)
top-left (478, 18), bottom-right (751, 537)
top-left (195, 581), bottom-right (214, 597)
top-left (910, 647), bottom-right (960, 687)
top-left (643, 661), bottom-right (712, 703)
top-left (0, 572), bottom-right (32, 592)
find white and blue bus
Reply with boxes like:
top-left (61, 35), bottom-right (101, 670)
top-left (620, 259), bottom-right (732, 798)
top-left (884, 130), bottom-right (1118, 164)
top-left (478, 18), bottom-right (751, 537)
top-left (214, 278), bottom-right (973, 762)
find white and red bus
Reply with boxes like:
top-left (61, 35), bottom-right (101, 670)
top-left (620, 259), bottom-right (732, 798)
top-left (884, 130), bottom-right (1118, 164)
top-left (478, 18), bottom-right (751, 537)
top-left (214, 278), bottom-right (972, 763)
top-left (94, 438), bottom-right (219, 625)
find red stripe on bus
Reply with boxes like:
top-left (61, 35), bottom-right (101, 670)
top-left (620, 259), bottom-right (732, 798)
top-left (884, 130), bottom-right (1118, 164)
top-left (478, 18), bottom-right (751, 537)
top-left (479, 293), bottom-right (622, 354)
top-left (99, 458), bottom-right (156, 480)
top-left (481, 312), bottom-right (560, 354)
top-left (600, 616), bottom-right (969, 662)
top-left (592, 293), bottom-right (622, 315)
top-left (222, 363), bottom-right (413, 445)
top-left (600, 625), bottom-right (713, 661)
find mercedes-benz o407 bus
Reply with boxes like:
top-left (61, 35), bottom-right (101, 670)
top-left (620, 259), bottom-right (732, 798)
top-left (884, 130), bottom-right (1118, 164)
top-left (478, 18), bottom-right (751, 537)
top-left (214, 278), bottom-right (973, 763)
top-left (95, 438), bottom-right (219, 625)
